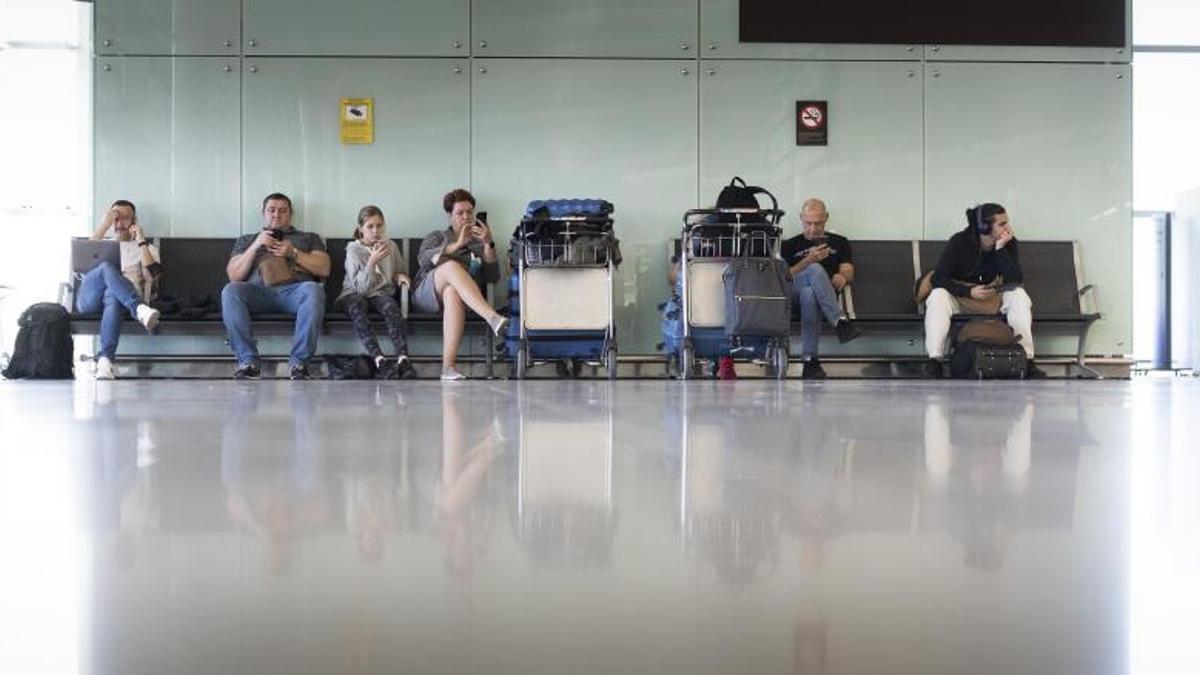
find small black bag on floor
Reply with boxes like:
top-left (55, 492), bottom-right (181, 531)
top-left (723, 258), bottom-right (791, 338)
top-left (950, 341), bottom-right (1027, 380)
top-left (2, 303), bottom-right (74, 380)
top-left (324, 354), bottom-right (377, 380)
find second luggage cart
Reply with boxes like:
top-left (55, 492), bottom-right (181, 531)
top-left (668, 205), bottom-right (790, 380)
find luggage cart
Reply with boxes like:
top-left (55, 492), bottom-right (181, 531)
top-left (673, 207), bottom-right (789, 380)
top-left (507, 201), bottom-right (619, 379)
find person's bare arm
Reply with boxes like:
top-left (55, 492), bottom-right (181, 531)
top-left (129, 225), bottom-right (159, 272)
top-left (270, 236), bottom-right (331, 279)
top-left (442, 224), bottom-right (472, 259)
top-left (294, 248), bottom-right (331, 279)
top-left (227, 232), bottom-right (272, 282)
top-left (91, 209), bottom-right (117, 241)
top-left (474, 222), bottom-right (498, 265)
top-left (788, 245), bottom-right (829, 277)
top-left (835, 260), bottom-right (854, 285)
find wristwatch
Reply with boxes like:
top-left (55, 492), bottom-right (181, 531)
top-left (486, 241), bottom-right (495, 250)
top-left (137, 240), bottom-right (150, 247)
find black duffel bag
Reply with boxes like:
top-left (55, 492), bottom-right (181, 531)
top-left (723, 258), bottom-right (791, 338)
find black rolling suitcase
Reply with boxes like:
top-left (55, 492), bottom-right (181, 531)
top-left (950, 341), bottom-right (1027, 380)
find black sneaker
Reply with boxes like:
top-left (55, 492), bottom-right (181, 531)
top-left (233, 363), bottom-right (261, 380)
top-left (924, 359), bottom-right (944, 379)
top-left (835, 319), bottom-right (863, 344)
top-left (289, 364), bottom-right (312, 381)
top-left (394, 356), bottom-right (418, 380)
top-left (1025, 362), bottom-right (1049, 379)
top-left (801, 359), bottom-right (827, 380)
top-left (374, 358), bottom-right (397, 380)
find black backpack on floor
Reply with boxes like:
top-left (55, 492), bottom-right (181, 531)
top-left (2, 303), bottom-right (74, 380)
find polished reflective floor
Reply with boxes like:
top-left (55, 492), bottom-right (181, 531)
top-left (1, 379), bottom-right (1198, 675)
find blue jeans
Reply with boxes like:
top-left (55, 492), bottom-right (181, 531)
top-left (790, 264), bottom-right (845, 359)
top-left (221, 281), bottom-right (325, 368)
top-left (75, 261), bottom-right (142, 359)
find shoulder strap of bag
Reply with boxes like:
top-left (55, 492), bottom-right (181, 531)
top-left (745, 185), bottom-right (778, 213)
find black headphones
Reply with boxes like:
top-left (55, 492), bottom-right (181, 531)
top-left (971, 204), bottom-right (992, 235)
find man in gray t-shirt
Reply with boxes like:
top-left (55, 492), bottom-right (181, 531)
top-left (221, 192), bottom-right (331, 380)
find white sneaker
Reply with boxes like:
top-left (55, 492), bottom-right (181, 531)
top-left (440, 367), bottom-right (467, 381)
top-left (95, 357), bottom-right (115, 380)
top-left (135, 304), bottom-right (161, 334)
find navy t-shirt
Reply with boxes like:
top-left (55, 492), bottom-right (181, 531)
top-left (781, 232), bottom-right (853, 278)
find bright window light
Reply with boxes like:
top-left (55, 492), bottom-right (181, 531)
top-left (0, 0), bottom-right (89, 364)
top-left (1134, 0), bottom-right (1200, 46)
top-left (1133, 53), bottom-right (1200, 212)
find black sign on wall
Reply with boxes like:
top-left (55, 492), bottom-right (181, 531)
top-left (741, 0), bottom-right (1126, 48)
top-left (796, 101), bottom-right (828, 147)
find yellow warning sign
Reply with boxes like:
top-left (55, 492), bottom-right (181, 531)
top-left (340, 98), bottom-right (374, 145)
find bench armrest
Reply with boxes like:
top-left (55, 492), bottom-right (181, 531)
top-left (840, 285), bottom-right (856, 320)
top-left (59, 281), bottom-right (74, 311)
top-left (1078, 284), bottom-right (1100, 315)
top-left (397, 279), bottom-right (410, 319)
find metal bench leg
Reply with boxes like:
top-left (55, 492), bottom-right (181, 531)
top-left (484, 328), bottom-right (494, 379)
top-left (1073, 323), bottom-right (1103, 379)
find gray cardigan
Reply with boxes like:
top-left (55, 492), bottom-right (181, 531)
top-left (338, 239), bottom-right (405, 302)
top-left (414, 227), bottom-right (500, 289)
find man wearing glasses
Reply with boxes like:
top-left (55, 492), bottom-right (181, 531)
top-left (780, 199), bottom-right (862, 379)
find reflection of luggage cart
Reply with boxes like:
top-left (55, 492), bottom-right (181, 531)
top-left (671, 207), bottom-right (789, 380)
top-left (506, 200), bottom-right (619, 379)
top-left (516, 385), bottom-right (616, 567)
top-left (677, 387), bottom-right (783, 586)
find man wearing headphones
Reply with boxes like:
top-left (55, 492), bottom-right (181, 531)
top-left (923, 203), bottom-right (1045, 379)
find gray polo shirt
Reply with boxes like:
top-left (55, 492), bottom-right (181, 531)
top-left (230, 227), bottom-right (327, 285)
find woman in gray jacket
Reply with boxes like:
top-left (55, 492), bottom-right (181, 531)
top-left (413, 189), bottom-right (507, 380)
top-left (337, 206), bottom-right (416, 379)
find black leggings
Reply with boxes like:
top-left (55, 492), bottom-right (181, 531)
top-left (337, 292), bottom-right (409, 359)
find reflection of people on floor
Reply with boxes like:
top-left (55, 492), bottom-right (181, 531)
top-left (793, 615), bottom-right (829, 675)
top-left (784, 393), bottom-right (848, 574)
top-left (342, 440), bottom-right (399, 565)
top-left (221, 386), bottom-right (329, 575)
top-left (83, 394), bottom-right (161, 570)
top-left (924, 397), bottom-right (1033, 569)
top-left (432, 390), bottom-right (501, 578)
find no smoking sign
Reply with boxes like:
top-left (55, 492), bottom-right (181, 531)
top-left (796, 100), bottom-right (828, 146)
